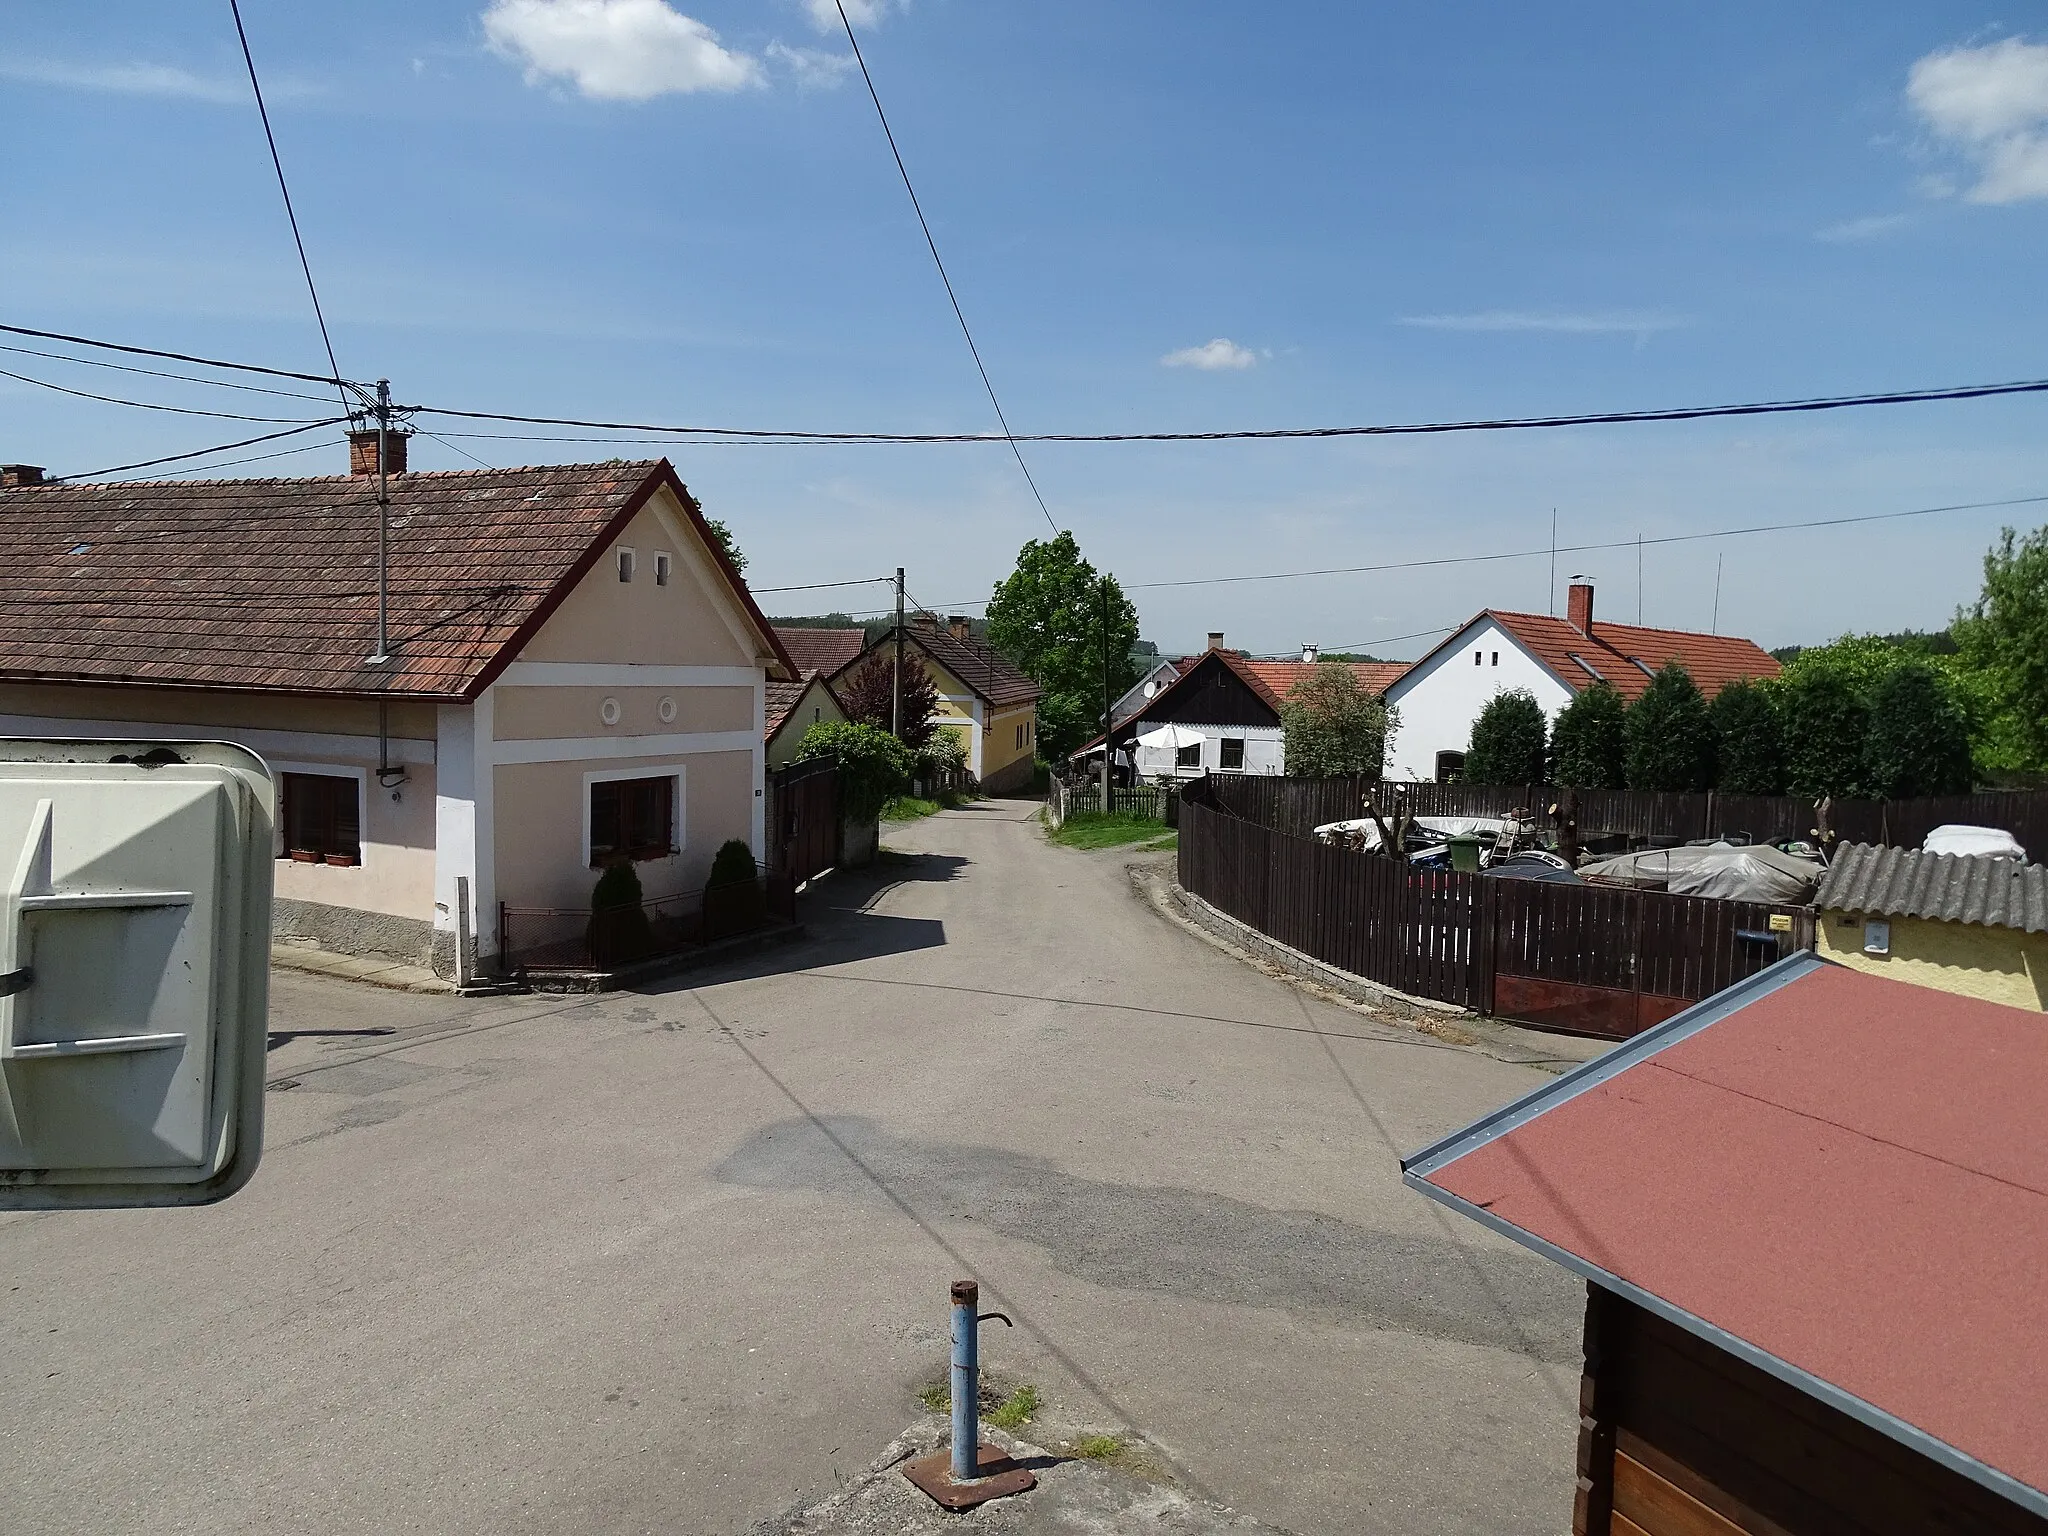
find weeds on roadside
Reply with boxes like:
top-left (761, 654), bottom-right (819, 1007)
top-left (1065, 1432), bottom-right (1127, 1461)
top-left (988, 1384), bottom-right (1040, 1428)
top-left (1046, 811), bottom-right (1174, 850)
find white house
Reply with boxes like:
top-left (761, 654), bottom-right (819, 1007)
top-left (1382, 582), bottom-right (1780, 782)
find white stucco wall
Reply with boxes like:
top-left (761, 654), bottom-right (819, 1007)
top-left (1383, 617), bottom-right (1576, 781)
top-left (1136, 724), bottom-right (1285, 779)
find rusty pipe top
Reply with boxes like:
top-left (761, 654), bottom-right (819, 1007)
top-left (951, 1279), bottom-right (978, 1306)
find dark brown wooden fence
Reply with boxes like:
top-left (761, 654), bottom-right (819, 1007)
top-left (770, 755), bottom-right (840, 886)
top-left (1179, 783), bottom-right (1811, 1038)
top-left (1203, 776), bottom-right (2048, 854)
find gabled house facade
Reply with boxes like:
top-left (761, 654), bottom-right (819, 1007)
top-left (829, 614), bottom-right (1041, 794)
top-left (763, 674), bottom-right (848, 770)
top-left (0, 450), bottom-right (794, 976)
top-left (1086, 633), bottom-right (1406, 778)
top-left (1382, 581), bottom-right (1779, 782)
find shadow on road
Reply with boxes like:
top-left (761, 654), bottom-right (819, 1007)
top-left (266, 1026), bottom-right (398, 1052)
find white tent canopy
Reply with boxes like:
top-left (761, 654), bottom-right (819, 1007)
top-left (1136, 724), bottom-right (1206, 751)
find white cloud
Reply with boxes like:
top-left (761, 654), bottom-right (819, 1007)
top-left (805, 0), bottom-right (902, 33)
top-left (1161, 338), bottom-right (1258, 371)
top-left (483, 0), bottom-right (762, 100)
top-left (765, 41), bottom-right (855, 87)
top-left (1399, 311), bottom-right (1687, 339)
top-left (0, 59), bottom-right (245, 104)
top-left (1907, 38), bottom-right (2048, 203)
top-left (1815, 212), bottom-right (1911, 242)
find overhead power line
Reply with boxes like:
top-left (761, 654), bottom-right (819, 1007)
top-left (0, 342), bottom-right (339, 403)
top-left (0, 365), bottom-right (331, 424)
top-left (229, 0), bottom-right (350, 416)
top-left (57, 418), bottom-right (352, 481)
top-left (0, 322), bottom-right (365, 390)
top-left (751, 575), bottom-right (898, 595)
top-left (832, 0), bottom-right (1060, 536)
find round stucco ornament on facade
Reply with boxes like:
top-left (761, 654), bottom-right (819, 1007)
top-left (599, 696), bottom-right (622, 727)
top-left (658, 695), bottom-right (677, 724)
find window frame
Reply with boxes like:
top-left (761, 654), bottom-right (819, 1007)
top-left (617, 547), bottom-right (636, 583)
top-left (276, 767), bottom-right (365, 866)
top-left (653, 551), bottom-right (672, 586)
top-left (1434, 749), bottom-right (1467, 783)
top-left (1219, 737), bottom-right (1246, 771)
top-left (1174, 741), bottom-right (1203, 770)
top-left (583, 767), bottom-right (685, 867)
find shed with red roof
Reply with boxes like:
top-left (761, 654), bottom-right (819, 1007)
top-left (1405, 952), bottom-right (2048, 1535)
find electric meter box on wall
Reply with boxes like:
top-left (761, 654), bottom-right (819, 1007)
top-left (0, 741), bottom-right (273, 1209)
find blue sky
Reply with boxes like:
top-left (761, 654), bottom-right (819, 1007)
top-left (4, 2), bottom-right (2046, 657)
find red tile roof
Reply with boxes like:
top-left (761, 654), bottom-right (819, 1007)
top-left (773, 626), bottom-right (867, 679)
top-left (1481, 609), bottom-right (1778, 701)
top-left (764, 675), bottom-right (839, 741)
top-left (840, 622), bottom-right (1040, 709)
top-left (1411, 959), bottom-right (2048, 1509)
top-left (1236, 657), bottom-right (1408, 706)
top-left (0, 460), bottom-right (794, 698)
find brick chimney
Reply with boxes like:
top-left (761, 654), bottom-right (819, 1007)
top-left (1567, 581), bottom-right (1594, 635)
top-left (348, 429), bottom-right (409, 477)
top-left (1207, 630), bottom-right (1225, 651)
top-left (1, 464), bottom-right (47, 488)
top-left (947, 615), bottom-right (971, 640)
top-left (909, 611), bottom-right (936, 630)
top-left (1301, 643), bottom-right (1319, 664)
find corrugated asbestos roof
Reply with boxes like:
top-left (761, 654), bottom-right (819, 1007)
top-left (1405, 956), bottom-right (2048, 1515)
top-left (0, 460), bottom-right (795, 698)
top-left (1815, 842), bottom-right (2048, 934)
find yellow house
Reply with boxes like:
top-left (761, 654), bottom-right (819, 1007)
top-left (0, 447), bottom-right (795, 977)
top-left (1812, 842), bottom-right (2048, 1012)
top-left (763, 673), bottom-right (848, 770)
top-left (832, 614), bottom-right (1041, 794)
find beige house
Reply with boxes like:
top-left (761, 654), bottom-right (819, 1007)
top-left (0, 448), bottom-right (794, 976)
top-left (828, 615), bottom-right (1041, 794)
top-left (764, 673), bottom-right (848, 770)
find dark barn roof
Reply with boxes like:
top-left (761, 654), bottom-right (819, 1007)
top-left (0, 460), bottom-right (793, 699)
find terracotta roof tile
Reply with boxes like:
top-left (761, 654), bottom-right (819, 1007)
top-left (1237, 658), bottom-right (1408, 705)
top-left (764, 679), bottom-right (809, 739)
top-left (0, 461), bottom-right (792, 698)
top-left (1485, 609), bottom-right (1778, 701)
top-left (854, 622), bottom-right (1039, 709)
top-left (773, 626), bottom-right (867, 679)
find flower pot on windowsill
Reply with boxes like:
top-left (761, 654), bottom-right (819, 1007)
top-left (288, 850), bottom-right (320, 863)
top-left (324, 854), bottom-right (358, 867)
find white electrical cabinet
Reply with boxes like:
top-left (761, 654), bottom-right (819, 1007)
top-left (0, 741), bottom-right (273, 1208)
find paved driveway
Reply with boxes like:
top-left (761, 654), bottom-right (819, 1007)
top-left (2, 800), bottom-right (1584, 1534)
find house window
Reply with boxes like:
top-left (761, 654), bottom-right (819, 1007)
top-left (1474, 650), bottom-right (1482, 665)
top-left (1491, 651), bottom-right (1499, 666)
top-left (1219, 738), bottom-right (1245, 770)
top-left (1015, 723), bottom-right (1024, 748)
top-left (1434, 750), bottom-right (1466, 783)
top-left (653, 552), bottom-right (672, 586)
top-left (281, 772), bottom-right (361, 865)
top-left (590, 776), bottom-right (675, 864)
top-left (1175, 742), bottom-right (1202, 769)
top-left (617, 548), bottom-right (636, 582)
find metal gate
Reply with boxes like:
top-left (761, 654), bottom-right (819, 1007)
top-left (771, 755), bottom-right (839, 886)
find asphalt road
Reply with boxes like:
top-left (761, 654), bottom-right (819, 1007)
top-left (1, 799), bottom-right (1585, 1535)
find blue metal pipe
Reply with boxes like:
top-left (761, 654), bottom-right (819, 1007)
top-left (950, 1279), bottom-right (979, 1481)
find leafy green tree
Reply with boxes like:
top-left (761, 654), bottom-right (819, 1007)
top-left (1464, 689), bottom-right (1548, 785)
top-left (703, 515), bottom-right (746, 575)
top-left (1953, 524), bottom-right (2048, 775)
top-left (1864, 663), bottom-right (1974, 797)
top-left (1710, 679), bottom-right (1785, 794)
top-left (1777, 669), bottom-right (1870, 798)
top-left (1624, 664), bottom-right (1716, 791)
top-left (1279, 662), bottom-right (1393, 777)
top-left (796, 720), bottom-right (913, 821)
top-left (984, 533), bottom-right (1139, 759)
top-left (1549, 683), bottom-right (1627, 788)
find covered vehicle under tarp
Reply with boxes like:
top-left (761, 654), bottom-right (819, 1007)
top-left (1922, 824), bottom-right (2027, 862)
top-left (1578, 841), bottom-right (1824, 903)
top-left (1314, 814), bottom-right (1522, 852)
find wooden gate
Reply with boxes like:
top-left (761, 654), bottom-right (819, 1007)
top-left (771, 755), bottom-right (839, 886)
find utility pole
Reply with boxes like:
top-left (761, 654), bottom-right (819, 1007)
top-left (1711, 551), bottom-right (1723, 635)
top-left (892, 566), bottom-right (905, 739)
top-left (366, 378), bottom-right (393, 667)
top-left (1099, 576), bottom-right (1113, 811)
top-left (1548, 508), bottom-right (1557, 616)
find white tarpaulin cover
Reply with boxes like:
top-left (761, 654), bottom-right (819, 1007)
top-left (1922, 824), bottom-right (2027, 862)
top-left (1314, 814), bottom-right (1518, 851)
top-left (1579, 842), bottom-right (1824, 903)
top-left (1136, 724), bottom-right (1205, 750)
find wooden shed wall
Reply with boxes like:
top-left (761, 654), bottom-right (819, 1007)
top-left (1576, 1285), bottom-right (2045, 1536)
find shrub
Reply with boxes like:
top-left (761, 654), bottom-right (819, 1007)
top-left (1624, 664), bottom-right (1716, 791)
top-left (1279, 662), bottom-right (1392, 777)
top-left (1778, 669), bottom-right (1870, 798)
top-left (1549, 683), bottom-right (1626, 789)
top-left (588, 860), bottom-right (655, 966)
top-left (707, 839), bottom-right (757, 888)
top-left (1710, 679), bottom-right (1785, 794)
top-left (837, 648), bottom-right (940, 753)
top-left (1464, 689), bottom-right (1547, 785)
top-left (919, 730), bottom-right (969, 778)
top-left (1864, 663), bottom-right (1974, 797)
top-left (703, 838), bottom-right (764, 936)
top-left (796, 719), bottom-right (913, 822)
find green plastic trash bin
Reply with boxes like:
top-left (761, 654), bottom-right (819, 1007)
top-left (1447, 833), bottom-right (1483, 873)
